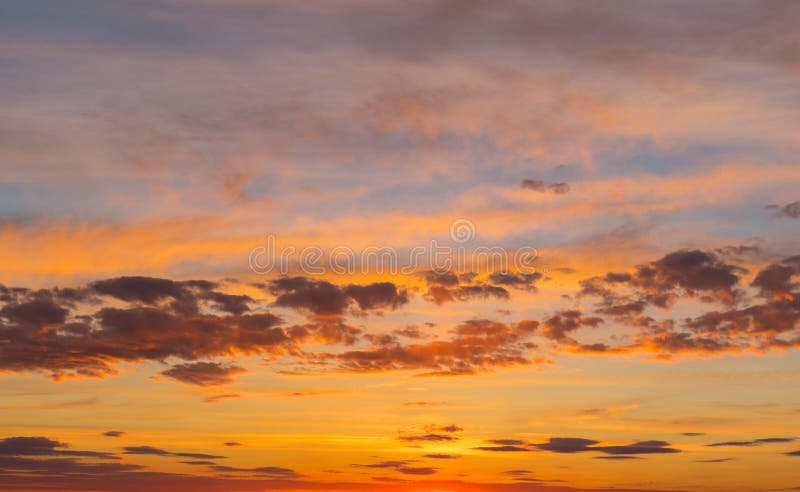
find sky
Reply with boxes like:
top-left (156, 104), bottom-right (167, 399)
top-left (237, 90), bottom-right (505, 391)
top-left (1, 1), bottom-right (800, 491)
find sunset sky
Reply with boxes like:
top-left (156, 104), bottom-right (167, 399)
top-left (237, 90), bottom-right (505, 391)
top-left (1, 1), bottom-right (800, 491)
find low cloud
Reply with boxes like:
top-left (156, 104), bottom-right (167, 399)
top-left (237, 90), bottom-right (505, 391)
top-left (707, 437), bottom-right (796, 447)
top-left (520, 179), bottom-right (571, 194)
top-left (160, 362), bottom-right (246, 387)
top-left (123, 445), bottom-right (225, 460)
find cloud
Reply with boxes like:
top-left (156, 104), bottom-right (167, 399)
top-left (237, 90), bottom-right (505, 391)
top-left (707, 437), bottom-right (796, 447)
top-left (344, 283), bottom-right (409, 311)
top-left (103, 431), bottom-right (126, 438)
top-left (399, 434), bottom-right (458, 442)
top-left (353, 460), bottom-right (412, 469)
top-left (205, 393), bottom-right (240, 404)
top-left (2, 249), bottom-right (798, 385)
top-left (423, 454), bottom-right (459, 459)
top-left (487, 272), bottom-right (543, 291)
top-left (531, 437), bottom-right (680, 455)
top-left (594, 456), bottom-right (641, 460)
top-left (160, 362), bottom-right (246, 387)
top-left (580, 249), bottom-right (743, 309)
top-left (403, 401), bottom-right (446, 407)
top-left (123, 445), bottom-right (226, 460)
top-left (474, 445), bottom-right (530, 452)
top-left (268, 277), bottom-right (408, 315)
top-left (352, 459), bottom-right (437, 476)
top-left (0, 277), bottom-right (298, 380)
top-left (311, 319), bottom-right (540, 375)
top-left (396, 466), bottom-right (437, 475)
top-left (0, 436), bottom-right (118, 460)
top-left (774, 201), bottom-right (800, 219)
top-left (541, 310), bottom-right (603, 343)
top-left (573, 251), bottom-right (800, 359)
top-left (520, 179), bottom-right (570, 195)
top-left (210, 464), bottom-right (301, 479)
top-left (533, 437), bottom-right (599, 453)
top-left (422, 271), bottom-right (510, 305)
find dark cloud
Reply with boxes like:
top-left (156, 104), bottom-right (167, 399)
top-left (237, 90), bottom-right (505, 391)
top-left (422, 271), bottom-right (510, 305)
top-left (344, 282), bottom-right (409, 311)
top-left (160, 362), bottom-right (246, 387)
top-left (532, 437), bottom-right (680, 455)
top-left (0, 278), bottom-right (300, 380)
top-left (423, 453), bottom-right (459, 459)
top-left (751, 256), bottom-right (800, 299)
top-left (504, 470), bottom-right (532, 476)
top-left (103, 431), bottom-right (126, 438)
top-left (580, 249), bottom-right (743, 311)
top-left (474, 445), bottom-right (530, 452)
top-left (399, 433), bottom-right (458, 442)
top-left (123, 445), bottom-right (225, 460)
top-left (488, 439), bottom-right (527, 446)
top-left (92, 276), bottom-right (195, 305)
top-left (204, 393), bottom-right (240, 403)
top-left (541, 310), bottom-right (603, 343)
top-left (487, 272), bottom-right (543, 291)
top-left (594, 456), bottom-right (641, 460)
top-left (520, 179), bottom-right (546, 191)
top-left (268, 277), bottom-right (350, 315)
top-left (595, 440), bottom-right (680, 455)
top-left (0, 298), bottom-right (69, 327)
top-left (776, 201), bottom-right (800, 219)
top-left (210, 464), bottom-right (301, 479)
top-left (0, 435), bottom-right (307, 492)
top-left (520, 179), bottom-right (570, 194)
top-left (533, 437), bottom-right (599, 453)
top-left (0, 436), bottom-right (117, 459)
top-left (223, 442), bottom-right (242, 447)
top-left (396, 466), bottom-right (437, 475)
top-left (707, 437), bottom-right (796, 447)
top-left (572, 251), bottom-right (800, 358)
top-left (353, 460), bottom-right (411, 469)
top-left (268, 277), bottom-right (408, 315)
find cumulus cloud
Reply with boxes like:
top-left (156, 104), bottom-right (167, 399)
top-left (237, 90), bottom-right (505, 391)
top-left (421, 271), bottom-right (511, 305)
top-left (267, 277), bottom-right (408, 315)
top-left (2, 249), bottom-right (799, 385)
top-left (574, 251), bottom-right (800, 358)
